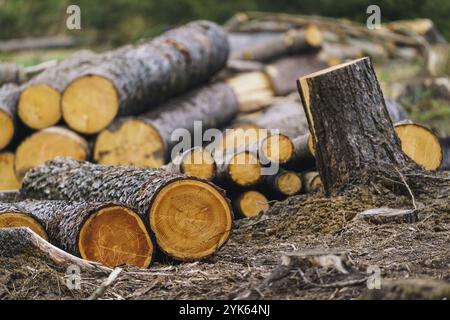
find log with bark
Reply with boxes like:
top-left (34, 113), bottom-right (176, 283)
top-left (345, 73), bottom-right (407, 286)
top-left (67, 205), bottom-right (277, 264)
top-left (284, 133), bottom-right (316, 171)
top-left (20, 158), bottom-right (233, 262)
top-left (15, 126), bottom-right (90, 179)
top-left (297, 57), bottom-right (418, 195)
top-left (301, 171), bottom-right (323, 193)
top-left (0, 62), bottom-right (26, 86)
top-left (231, 190), bottom-right (270, 218)
top-left (214, 150), bottom-right (263, 188)
top-left (263, 169), bottom-right (303, 198)
top-left (62, 21), bottom-right (229, 134)
top-left (163, 147), bottom-right (217, 181)
top-left (17, 50), bottom-right (101, 130)
top-left (94, 82), bottom-right (238, 168)
top-left (0, 152), bottom-right (21, 191)
top-left (0, 190), bottom-right (21, 202)
top-left (0, 200), bottom-right (154, 268)
top-left (0, 83), bottom-right (20, 150)
top-left (0, 36), bottom-right (76, 52)
top-left (230, 26), bottom-right (323, 62)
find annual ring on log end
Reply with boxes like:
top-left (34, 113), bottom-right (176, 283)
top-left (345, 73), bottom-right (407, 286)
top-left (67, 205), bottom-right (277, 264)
top-left (262, 134), bottom-right (294, 164)
top-left (18, 85), bottom-right (61, 129)
top-left (277, 172), bottom-right (302, 196)
top-left (181, 148), bottom-right (216, 180)
top-left (79, 206), bottom-right (153, 268)
top-left (229, 151), bottom-right (262, 186)
top-left (394, 123), bottom-right (443, 170)
top-left (239, 191), bottom-right (269, 218)
top-left (0, 212), bottom-right (48, 240)
top-left (94, 119), bottom-right (165, 168)
top-left (62, 75), bottom-right (119, 134)
top-left (149, 179), bottom-right (233, 261)
top-left (0, 111), bottom-right (14, 149)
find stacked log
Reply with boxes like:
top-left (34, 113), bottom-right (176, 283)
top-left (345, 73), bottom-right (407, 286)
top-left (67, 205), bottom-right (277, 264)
top-left (21, 158), bottom-right (233, 262)
top-left (0, 152), bottom-right (20, 191)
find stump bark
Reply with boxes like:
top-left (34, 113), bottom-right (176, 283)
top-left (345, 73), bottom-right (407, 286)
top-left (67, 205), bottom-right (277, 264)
top-left (297, 57), bottom-right (417, 195)
top-left (20, 158), bottom-right (233, 262)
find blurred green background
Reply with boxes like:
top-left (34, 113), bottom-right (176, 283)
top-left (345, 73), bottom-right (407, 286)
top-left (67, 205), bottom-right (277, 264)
top-left (0, 0), bottom-right (449, 45)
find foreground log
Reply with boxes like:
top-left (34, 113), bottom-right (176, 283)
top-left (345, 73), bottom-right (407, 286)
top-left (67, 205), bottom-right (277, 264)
top-left (0, 228), bottom-right (110, 271)
top-left (15, 127), bottom-right (89, 179)
top-left (1, 200), bottom-right (153, 268)
top-left (394, 122), bottom-right (443, 171)
top-left (0, 83), bottom-right (20, 150)
top-left (163, 147), bottom-right (216, 180)
top-left (0, 152), bottom-right (20, 190)
top-left (21, 158), bottom-right (233, 261)
top-left (230, 26), bottom-right (323, 62)
top-left (62, 21), bottom-right (229, 134)
top-left (94, 83), bottom-right (238, 168)
top-left (263, 169), bottom-right (303, 198)
top-left (231, 190), bottom-right (270, 218)
top-left (298, 57), bottom-right (417, 194)
top-left (18, 50), bottom-right (99, 130)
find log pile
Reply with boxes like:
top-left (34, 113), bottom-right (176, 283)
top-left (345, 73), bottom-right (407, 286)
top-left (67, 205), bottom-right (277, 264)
top-left (0, 15), bottom-right (447, 270)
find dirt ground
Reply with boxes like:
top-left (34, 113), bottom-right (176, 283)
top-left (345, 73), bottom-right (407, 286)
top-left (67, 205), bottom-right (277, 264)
top-left (1, 170), bottom-right (449, 300)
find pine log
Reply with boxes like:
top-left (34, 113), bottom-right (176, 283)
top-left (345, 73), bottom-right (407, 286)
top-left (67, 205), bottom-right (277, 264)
top-left (94, 82), bottom-right (238, 168)
top-left (230, 26), bottom-right (323, 62)
top-left (15, 127), bottom-right (90, 179)
top-left (62, 21), bottom-right (229, 134)
top-left (231, 190), bottom-right (269, 218)
top-left (394, 122), bottom-right (443, 170)
top-left (1, 200), bottom-right (154, 268)
top-left (284, 133), bottom-right (316, 171)
top-left (214, 150), bottom-right (262, 188)
top-left (0, 62), bottom-right (26, 86)
top-left (298, 57), bottom-right (416, 194)
top-left (0, 83), bottom-right (20, 150)
top-left (0, 202), bottom-right (48, 240)
top-left (18, 50), bottom-right (100, 130)
top-left (0, 228), bottom-right (110, 271)
top-left (263, 169), bottom-right (303, 198)
top-left (0, 152), bottom-right (20, 191)
top-left (248, 133), bottom-right (294, 165)
top-left (301, 171), bottom-right (323, 193)
top-left (20, 158), bottom-right (233, 262)
top-left (163, 147), bottom-right (216, 181)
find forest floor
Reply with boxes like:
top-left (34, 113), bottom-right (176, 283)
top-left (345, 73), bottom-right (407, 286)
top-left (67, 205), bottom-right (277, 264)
top-left (1, 173), bottom-right (449, 300)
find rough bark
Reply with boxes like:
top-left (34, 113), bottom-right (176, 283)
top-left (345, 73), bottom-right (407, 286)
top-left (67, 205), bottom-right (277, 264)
top-left (0, 227), bottom-right (110, 271)
top-left (0, 83), bottom-right (20, 150)
top-left (94, 82), bottom-right (239, 167)
top-left (20, 158), bottom-right (233, 261)
top-left (298, 57), bottom-right (417, 195)
top-left (62, 21), bottom-right (229, 134)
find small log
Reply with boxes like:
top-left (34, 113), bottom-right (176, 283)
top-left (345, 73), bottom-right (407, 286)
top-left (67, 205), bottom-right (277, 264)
top-left (284, 133), bottom-right (316, 171)
top-left (385, 19), bottom-right (447, 44)
top-left (394, 122), bottom-right (443, 171)
top-left (232, 190), bottom-right (269, 218)
top-left (15, 127), bottom-right (90, 179)
top-left (230, 26), bottom-right (323, 62)
top-left (0, 227), bottom-right (110, 271)
top-left (356, 207), bottom-right (418, 224)
top-left (163, 147), bottom-right (216, 181)
top-left (0, 83), bottom-right (20, 150)
top-left (298, 57), bottom-right (416, 194)
top-left (20, 158), bottom-right (233, 262)
top-left (263, 169), bottom-right (303, 198)
top-left (0, 62), bottom-right (26, 86)
top-left (301, 171), bottom-right (323, 193)
top-left (1, 200), bottom-right (154, 268)
top-left (62, 21), bottom-right (229, 134)
top-left (0, 152), bottom-right (21, 191)
top-left (94, 82), bottom-right (238, 168)
top-left (0, 36), bottom-right (76, 52)
top-left (214, 150), bottom-right (262, 188)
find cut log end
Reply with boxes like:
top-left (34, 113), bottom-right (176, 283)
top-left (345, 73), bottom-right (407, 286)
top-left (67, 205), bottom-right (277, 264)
top-left (94, 119), bottom-right (164, 168)
top-left (261, 134), bottom-right (294, 164)
top-left (18, 85), bottom-right (61, 129)
top-left (180, 148), bottom-right (216, 180)
top-left (395, 123), bottom-right (443, 170)
top-left (15, 127), bottom-right (89, 179)
top-left (0, 111), bottom-right (14, 149)
top-left (79, 205), bottom-right (153, 268)
top-left (0, 152), bottom-right (20, 190)
top-left (237, 190), bottom-right (269, 218)
top-left (303, 25), bottom-right (323, 48)
top-left (277, 171), bottom-right (302, 196)
top-left (149, 179), bottom-right (232, 261)
top-left (229, 151), bottom-right (262, 187)
top-left (62, 75), bottom-right (119, 134)
top-left (0, 212), bottom-right (48, 240)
